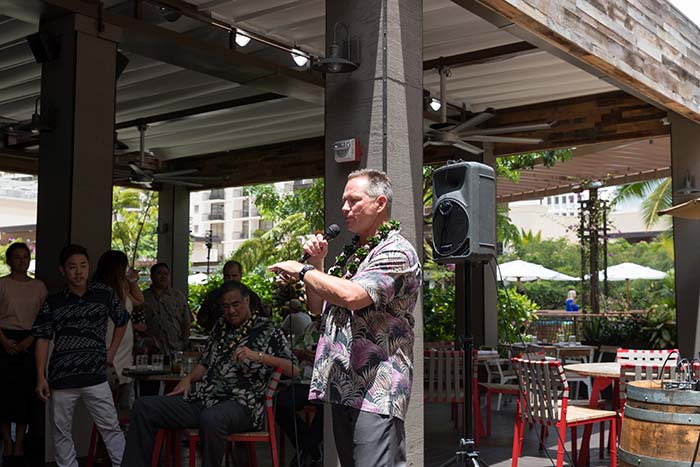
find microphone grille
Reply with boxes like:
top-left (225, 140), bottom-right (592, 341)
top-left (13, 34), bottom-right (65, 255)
top-left (325, 224), bottom-right (341, 239)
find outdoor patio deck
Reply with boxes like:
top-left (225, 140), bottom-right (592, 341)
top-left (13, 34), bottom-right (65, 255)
top-left (96, 394), bottom-right (611, 467)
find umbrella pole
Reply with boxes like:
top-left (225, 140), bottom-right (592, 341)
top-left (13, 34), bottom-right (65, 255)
top-left (626, 278), bottom-right (630, 310)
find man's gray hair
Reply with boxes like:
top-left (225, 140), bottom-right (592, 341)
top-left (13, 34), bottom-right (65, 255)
top-left (348, 168), bottom-right (393, 212)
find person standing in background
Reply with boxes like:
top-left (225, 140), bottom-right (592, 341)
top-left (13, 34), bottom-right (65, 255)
top-left (0, 242), bottom-right (47, 463)
top-left (142, 263), bottom-right (191, 354)
top-left (565, 289), bottom-right (580, 312)
top-left (33, 244), bottom-right (128, 467)
top-left (93, 250), bottom-right (145, 409)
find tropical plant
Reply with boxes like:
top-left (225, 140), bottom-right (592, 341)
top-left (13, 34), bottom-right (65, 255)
top-left (230, 213), bottom-right (310, 274)
top-left (613, 178), bottom-right (672, 229)
top-left (111, 187), bottom-right (158, 267)
top-left (244, 179), bottom-right (324, 232)
top-left (498, 288), bottom-right (539, 344)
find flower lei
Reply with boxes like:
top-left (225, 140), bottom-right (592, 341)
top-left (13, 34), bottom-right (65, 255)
top-left (328, 219), bottom-right (400, 279)
top-left (214, 309), bottom-right (258, 357)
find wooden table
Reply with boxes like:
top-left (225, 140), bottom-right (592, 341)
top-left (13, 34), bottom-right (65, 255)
top-left (564, 362), bottom-right (621, 466)
top-left (123, 367), bottom-right (182, 397)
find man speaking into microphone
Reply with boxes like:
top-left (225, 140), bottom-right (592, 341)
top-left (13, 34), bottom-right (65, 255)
top-left (269, 169), bottom-right (422, 467)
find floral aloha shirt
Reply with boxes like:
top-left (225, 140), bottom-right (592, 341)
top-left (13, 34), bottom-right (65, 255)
top-left (187, 315), bottom-right (293, 429)
top-left (309, 230), bottom-right (422, 420)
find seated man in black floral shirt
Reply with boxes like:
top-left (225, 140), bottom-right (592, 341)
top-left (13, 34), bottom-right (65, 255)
top-left (123, 281), bottom-right (298, 467)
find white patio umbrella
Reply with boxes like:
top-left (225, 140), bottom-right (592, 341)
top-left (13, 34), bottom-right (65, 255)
top-left (188, 272), bottom-right (208, 285)
top-left (599, 262), bottom-right (667, 308)
top-left (497, 259), bottom-right (578, 286)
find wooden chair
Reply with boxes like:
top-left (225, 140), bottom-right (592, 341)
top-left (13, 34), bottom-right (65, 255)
top-left (153, 368), bottom-right (283, 467)
top-left (511, 357), bottom-right (617, 467)
top-left (424, 349), bottom-right (484, 440)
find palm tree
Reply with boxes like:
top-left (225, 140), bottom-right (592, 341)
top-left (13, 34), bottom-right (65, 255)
top-left (613, 178), bottom-right (672, 229)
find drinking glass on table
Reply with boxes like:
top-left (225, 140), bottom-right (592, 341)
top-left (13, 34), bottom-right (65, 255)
top-left (182, 355), bottom-right (198, 376)
top-left (151, 354), bottom-right (164, 371)
top-left (135, 354), bottom-right (148, 370)
top-left (171, 351), bottom-right (183, 374)
top-left (569, 335), bottom-right (577, 345)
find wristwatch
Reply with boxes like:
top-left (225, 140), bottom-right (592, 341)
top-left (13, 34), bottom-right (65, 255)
top-left (299, 264), bottom-right (315, 282)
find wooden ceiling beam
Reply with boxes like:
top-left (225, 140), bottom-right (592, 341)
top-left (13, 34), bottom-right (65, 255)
top-left (166, 137), bottom-right (325, 189)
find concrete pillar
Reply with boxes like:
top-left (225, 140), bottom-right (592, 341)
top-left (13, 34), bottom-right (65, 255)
top-left (33, 14), bottom-right (118, 462)
top-left (670, 113), bottom-right (700, 358)
top-left (157, 185), bottom-right (190, 295)
top-left (35, 14), bottom-right (118, 291)
top-left (323, 1), bottom-right (424, 465)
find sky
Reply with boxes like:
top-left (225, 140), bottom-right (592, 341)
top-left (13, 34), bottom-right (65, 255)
top-left (669, 0), bottom-right (700, 27)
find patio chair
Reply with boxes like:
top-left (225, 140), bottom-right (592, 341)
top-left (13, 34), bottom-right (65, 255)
top-left (511, 357), bottom-right (617, 467)
top-left (597, 345), bottom-right (619, 362)
top-left (424, 349), bottom-right (484, 440)
top-left (482, 356), bottom-right (518, 410)
top-left (152, 367), bottom-right (283, 467)
top-left (616, 348), bottom-right (678, 365)
top-left (557, 347), bottom-right (595, 399)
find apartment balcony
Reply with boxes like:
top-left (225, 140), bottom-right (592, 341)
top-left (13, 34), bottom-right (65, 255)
top-left (208, 189), bottom-right (225, 200)
top-left (208, 213), bottom-right (224, 221)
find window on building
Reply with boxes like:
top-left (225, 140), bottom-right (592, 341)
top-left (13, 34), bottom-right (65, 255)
top-left (210, 203), bottom-right (224, 220)
top-left (210, 223), bottom-right (224, 241)
top-left (194, 204), bottom-right (199, 213)
top-left (242, 198), bottom-right (250, 218)
top-left (241, 220), bottom-right (250, 238)
top-left (547, 198), bottom-right (551, 205)
top-left (554, 197), bottom-right (559, 204)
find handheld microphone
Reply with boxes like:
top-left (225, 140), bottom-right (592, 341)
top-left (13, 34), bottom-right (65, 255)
top-left (299, 224), bottom-right (341, 262)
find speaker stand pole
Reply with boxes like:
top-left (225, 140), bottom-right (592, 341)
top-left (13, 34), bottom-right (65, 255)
top-left (437, 263), bottom-right (488, 467)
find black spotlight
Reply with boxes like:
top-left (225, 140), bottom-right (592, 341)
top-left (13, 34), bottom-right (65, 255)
top-left (116, 51), bottom-right (130, 80)
top-left (159, 6), bottom-right (182, 22)
top-left (26, 32), bottom-right (59, 63)
top-left (312, 22), bottom-right (359, 74)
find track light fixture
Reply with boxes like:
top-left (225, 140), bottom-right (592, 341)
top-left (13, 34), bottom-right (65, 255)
top-left (677, 171), bottom-right (700, 195)
top-left (312, 22), bottom-right (359, 73)
top-left (235, 30), bottom-right (251, 47)
top-left (429, 98), bottom-right (442, 112)
top-left (291, 48), bottom-right (309, 67)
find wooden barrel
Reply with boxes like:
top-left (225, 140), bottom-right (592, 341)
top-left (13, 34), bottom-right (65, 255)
top-left (620, 380), bottom-right (700, 467)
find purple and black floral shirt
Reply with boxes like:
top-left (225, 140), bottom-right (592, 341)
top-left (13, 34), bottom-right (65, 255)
top-left (309, 230), bottom-right (422, 420)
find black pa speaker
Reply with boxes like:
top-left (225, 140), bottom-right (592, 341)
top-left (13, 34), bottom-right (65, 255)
top-left (431, 160), bottom-right (496, 263)
top-left (26, 32), bottom-right (59, 64)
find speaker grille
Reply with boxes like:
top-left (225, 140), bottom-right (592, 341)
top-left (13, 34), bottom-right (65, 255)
top-left (432, 199), bottom-right (469, 257)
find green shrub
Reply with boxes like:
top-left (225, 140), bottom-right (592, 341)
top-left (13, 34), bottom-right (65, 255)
top-left (498, 288), bottom-right (539, 344)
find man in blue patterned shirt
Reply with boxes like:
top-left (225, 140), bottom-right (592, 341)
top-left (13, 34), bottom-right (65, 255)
top-left (123, 281), bottom-right (298, 467)
top-left (33, 244), bottom-right (129, 467)
top-left (270, 169), bottom-right (422, 467)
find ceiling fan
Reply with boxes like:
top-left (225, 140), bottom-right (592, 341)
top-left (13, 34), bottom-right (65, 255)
top-left (424, 68), bottom-right (555, 155)
top-left (113, 125), bottom-right (217, 188)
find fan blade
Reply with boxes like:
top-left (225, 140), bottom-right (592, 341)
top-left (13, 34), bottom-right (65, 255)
top-left (158, 179), bottom-right (203, 187)
top-left (453, 141), bottom-right (484, 154)
top-left (451, 112), bottom-right (496, 133)
top-left (424, 140), bottom-right (452, 147)
top-left (128, 163), bottom-right (149, 177)
top-left (459, 121), bottom-right (554, 137)
top-left (161, 175), bottom-right (222, 181)
top-left (462, 135), bottom-right (543, 144)
top-left (153, 169), bottom-right (199, 178)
